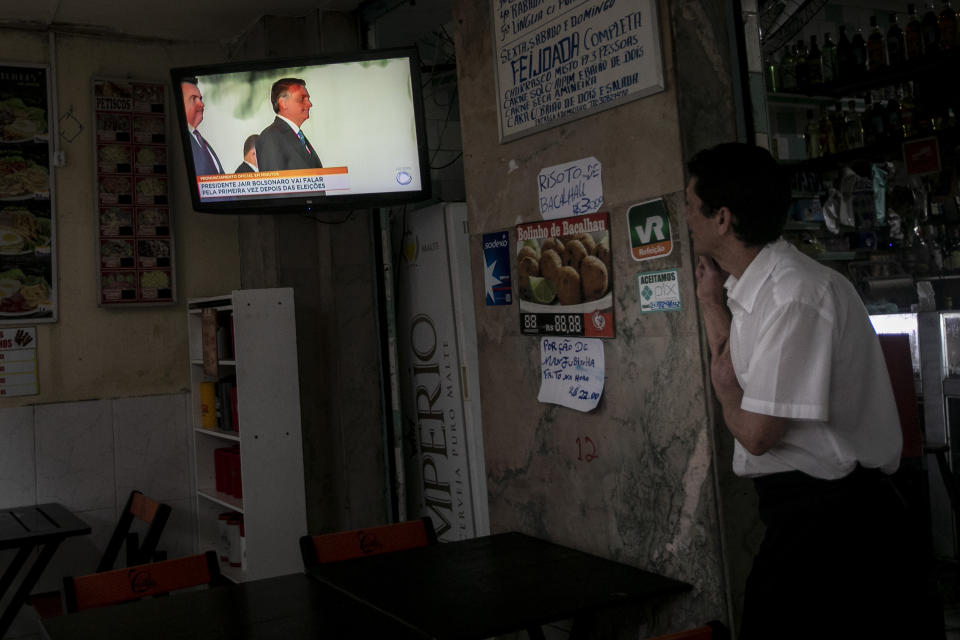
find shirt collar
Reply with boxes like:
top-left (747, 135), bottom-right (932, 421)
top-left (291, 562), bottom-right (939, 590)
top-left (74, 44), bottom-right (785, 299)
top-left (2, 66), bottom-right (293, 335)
top-left (724, 238), bottom-right (787, 313)
top-left (277, 114), bottom-right (300, 134)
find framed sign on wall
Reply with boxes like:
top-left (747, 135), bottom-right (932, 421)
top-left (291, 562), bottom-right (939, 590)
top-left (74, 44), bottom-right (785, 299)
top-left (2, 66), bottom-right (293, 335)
top-left (492, 0), bottom-right (665, 143)
top-left (0, 63), bottom-right (57, 325)
top-left (93, 77), bottom-right (175, 307)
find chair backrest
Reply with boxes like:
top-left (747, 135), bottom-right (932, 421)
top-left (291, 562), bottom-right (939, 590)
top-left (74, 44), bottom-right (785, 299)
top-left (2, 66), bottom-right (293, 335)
top-left (63, 551), bottom-right (221, 613)
top-left (97, 490), bottom-right (172, 572)
top-left (299, 517), bottom-right (437, 569)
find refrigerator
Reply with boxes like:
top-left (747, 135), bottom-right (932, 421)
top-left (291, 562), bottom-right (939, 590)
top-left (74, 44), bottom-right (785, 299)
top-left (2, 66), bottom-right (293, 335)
top-left (395, 202), bottom-right (490, 541)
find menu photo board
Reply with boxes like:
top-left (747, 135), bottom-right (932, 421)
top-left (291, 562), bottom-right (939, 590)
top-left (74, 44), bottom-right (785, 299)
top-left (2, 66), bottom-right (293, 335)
top-left (493, 0), bottom-right (664, 142)
top-left (93, 78), bottom-right (175, 306)
top-left (0, 63), bottom-right (57, 325)
top-left (516, 211), bottom-right (614, 338)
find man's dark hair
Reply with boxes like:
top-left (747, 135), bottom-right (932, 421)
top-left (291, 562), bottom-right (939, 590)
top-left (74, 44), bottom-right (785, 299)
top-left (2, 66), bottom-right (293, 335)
top-left (243, 134), bottom-right (258, 155)
top-left (181, 77), bottom-right (199, 87)
top-left (270, 78), bottom-right (306, 113)
top-left (686, 142), bottom-right (791, 247)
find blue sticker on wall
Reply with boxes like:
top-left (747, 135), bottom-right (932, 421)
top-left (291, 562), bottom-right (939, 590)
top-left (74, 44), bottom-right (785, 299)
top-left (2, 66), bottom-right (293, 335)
top-left (482, 231), bottom-right (512, 305)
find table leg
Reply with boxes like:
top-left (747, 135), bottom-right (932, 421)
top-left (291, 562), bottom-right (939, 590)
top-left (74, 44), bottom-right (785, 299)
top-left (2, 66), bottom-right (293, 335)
top-left (0, 541), bottom-right (62, 638)
top-left (0, 546), bottom-right (33, 601)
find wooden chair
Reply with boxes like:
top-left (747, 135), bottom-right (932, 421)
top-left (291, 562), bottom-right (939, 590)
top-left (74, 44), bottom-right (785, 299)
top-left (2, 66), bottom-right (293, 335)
top-left (62, 551), bottom-right (222, 613)
top-left (98, 490), bottom-right (173, 571)
top-left (299, 517), bottom-right (437, 569)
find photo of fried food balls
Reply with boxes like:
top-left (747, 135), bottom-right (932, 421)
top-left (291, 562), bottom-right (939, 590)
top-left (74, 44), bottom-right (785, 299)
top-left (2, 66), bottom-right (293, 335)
top-left (556, 266), bottom-right (582, 305)
top-left (580, 255), bottom-right (608, 301)
top-left (518, 254), bottom-right (540, 300)
top-left (542, 237), bottom-right (564, 255)
top-left (540, 249), bottom-right (563, 281)
top-left (563, 239), bottom-right (588, 271)
top-left (516, 230), bottom-right (610, 305)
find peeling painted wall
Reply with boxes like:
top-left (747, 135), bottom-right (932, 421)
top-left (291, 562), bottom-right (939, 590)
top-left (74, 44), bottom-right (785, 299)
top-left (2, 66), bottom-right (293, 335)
top-left (453, 0), bottom-right (734, 633)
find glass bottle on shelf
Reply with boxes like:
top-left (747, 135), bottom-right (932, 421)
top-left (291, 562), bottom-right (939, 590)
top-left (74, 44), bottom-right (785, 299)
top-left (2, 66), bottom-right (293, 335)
top-left (807, 35), bottom-right (823, 85)
top-left (939, 0), bottom-right (957, 50)
top-left (901, 82), bottom-right (916, 136)
top-left (805, 109), bottom-right (822, 158)
top-left (851, 27), bottom-right (869, 75)
top-left (886, 87), bottom-right (903, 138)
top-left (837, 25), bottom-right (855, 78)
top-left (821, 33), bottom-right (838, 83)
top-left (923, 2), bottom-right (941, 54)
top-left (820, 107), bottom-right (837, 155)
top-left (868, 15), bottom-right (887, 71)
top-left (779, 46), bottom-right (797, 92)
top-left (862, 95), bottom-right (878, 146)
top-left (906, 3), bottom-right (925, 59)
top-left (844, 100), bottom-right (865, 149)
top-left (887, 12), bottom-right (907, 65)
top-left (794, 39), bottom-right (810, 90)
top-left (870, 92), bottom-right (888, 141)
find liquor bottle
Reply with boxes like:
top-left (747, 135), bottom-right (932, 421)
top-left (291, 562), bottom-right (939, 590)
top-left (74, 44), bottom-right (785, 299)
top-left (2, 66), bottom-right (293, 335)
top-left (900, 83), bottom-right (916, 136)
top-left (837, 25), bottom-right (855, 78)
top-left (860, 93), bottom-right (877, 146)
top-left (779, 46), bottom-right (797, 92)
top-left (844, 100), bottom-right (865, 149)
top-left (805, 109), bottom-right (822, 158)
top-left (906, 4), bottom-right (925, 59)
top-left (867, 15), bottom-right (887, 70)
top-left (794, 39), bottom-right (810, 89)
top-left (807, 35), bottom-right (823, 85)
top-left (886, 87), bottom-right (903, 138)
top-left (766, 55), bottom-right (778, 92)
top-left (923, 2), bottom-right (941, 54)
top-left (870, 92), bottom-right (888, 140)
top-left (821, 32), bottom-right (838, 82)
top-left (820, 107), bottom-right (837, 155)
top-left (940, 0), bottom-right (957, 50)
top-left (851, 27), bottom-right (869, 74)
top-left (832, 102), bottom-right (848, 152)
top-left (887, 12), bottom-right (907, 65)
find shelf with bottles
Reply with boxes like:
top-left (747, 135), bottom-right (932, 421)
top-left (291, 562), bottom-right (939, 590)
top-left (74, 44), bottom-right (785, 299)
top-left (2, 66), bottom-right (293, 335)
top-left (767, 2), bottom-right (960, 100)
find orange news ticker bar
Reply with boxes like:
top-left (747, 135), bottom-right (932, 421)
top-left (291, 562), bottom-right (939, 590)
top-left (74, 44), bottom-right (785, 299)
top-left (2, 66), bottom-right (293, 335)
top-left (198, 167), bottom-right (348, 183)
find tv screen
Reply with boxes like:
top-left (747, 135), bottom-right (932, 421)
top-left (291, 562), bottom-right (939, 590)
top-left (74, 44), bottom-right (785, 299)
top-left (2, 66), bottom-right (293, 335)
top-left (170, 48), bottom-right (431, 214)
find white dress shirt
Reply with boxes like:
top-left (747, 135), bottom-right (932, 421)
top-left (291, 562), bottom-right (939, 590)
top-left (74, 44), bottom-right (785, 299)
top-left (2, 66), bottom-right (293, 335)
top-left (724, 239), bottom-right (902, 479)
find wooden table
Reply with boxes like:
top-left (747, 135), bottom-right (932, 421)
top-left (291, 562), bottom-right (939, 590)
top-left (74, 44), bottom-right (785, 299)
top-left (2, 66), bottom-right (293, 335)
top-left (0, 503), bottom-right (90, 638)
top-left (41, 572), bottom-right (423, 640)
top-left (309, 531), bottom-right (691, 640)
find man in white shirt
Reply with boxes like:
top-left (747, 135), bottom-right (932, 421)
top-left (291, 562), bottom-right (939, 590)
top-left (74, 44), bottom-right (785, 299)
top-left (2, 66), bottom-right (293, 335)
top-left (688, 143), bottom-right (925, 638)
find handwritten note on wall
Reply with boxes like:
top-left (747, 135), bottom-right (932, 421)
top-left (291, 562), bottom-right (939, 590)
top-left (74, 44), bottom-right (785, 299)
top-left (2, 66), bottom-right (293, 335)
top-left (493, 0), bottom-right (665, 142)
top-left (537, 157), bottom-right (603, 219)
top-left (538, 336), bottom-right (604, 412)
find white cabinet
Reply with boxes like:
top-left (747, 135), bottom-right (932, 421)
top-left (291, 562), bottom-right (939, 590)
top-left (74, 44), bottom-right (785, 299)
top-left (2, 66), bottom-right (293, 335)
top-left (187, 288), bottom-right (306, 582)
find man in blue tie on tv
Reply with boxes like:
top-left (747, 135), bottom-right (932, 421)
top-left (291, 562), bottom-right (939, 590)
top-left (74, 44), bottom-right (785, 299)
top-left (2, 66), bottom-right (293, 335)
top-left (180, 77), bottom-right (224, 176)
top-left (256, 78), bottom-right (324, 172)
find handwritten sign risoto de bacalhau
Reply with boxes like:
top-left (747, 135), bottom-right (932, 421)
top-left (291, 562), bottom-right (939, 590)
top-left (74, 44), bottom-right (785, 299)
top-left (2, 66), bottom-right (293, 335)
top-left (493, 0), bottom-right (664, 142)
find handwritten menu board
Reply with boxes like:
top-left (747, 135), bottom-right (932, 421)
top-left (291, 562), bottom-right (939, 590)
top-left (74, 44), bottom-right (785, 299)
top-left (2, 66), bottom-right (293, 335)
top-left (0, 64), bottom-right (57, 325)
top-left (538, 336), bottom-right (604, 412)
top-left (93, 78), bottom-right (175, 306)
top-left (493, 0), bottom-right (664, 142)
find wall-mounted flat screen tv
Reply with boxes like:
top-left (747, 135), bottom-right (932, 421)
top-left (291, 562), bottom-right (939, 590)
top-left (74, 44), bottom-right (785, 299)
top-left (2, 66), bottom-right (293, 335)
top-left (170, 47), bottom-right (431, 214)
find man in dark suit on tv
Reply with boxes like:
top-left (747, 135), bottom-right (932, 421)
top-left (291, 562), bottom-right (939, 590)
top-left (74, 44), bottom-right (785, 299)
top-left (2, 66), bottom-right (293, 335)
top-left (235, 135), bottom-right (258, 173)
top-left (256, 78), bottom-right (323, 172)
top-left (180, 77), bottom-right (224, 176)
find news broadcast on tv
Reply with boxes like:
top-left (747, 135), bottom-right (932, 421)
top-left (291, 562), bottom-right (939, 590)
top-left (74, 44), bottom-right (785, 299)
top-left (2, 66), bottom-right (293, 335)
top-left (172, 52), bottom-right (427, 211)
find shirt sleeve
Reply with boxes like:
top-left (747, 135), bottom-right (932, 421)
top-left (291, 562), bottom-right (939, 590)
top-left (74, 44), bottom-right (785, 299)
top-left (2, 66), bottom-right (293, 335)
top-left (738, 297), bottom-right (836, 421)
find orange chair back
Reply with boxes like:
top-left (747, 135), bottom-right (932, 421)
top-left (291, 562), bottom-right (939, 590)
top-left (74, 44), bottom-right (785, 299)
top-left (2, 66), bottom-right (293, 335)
top-left (64, 551), bottom-right (221, 612)
top-left (300, 517), bottom-right (436, 568)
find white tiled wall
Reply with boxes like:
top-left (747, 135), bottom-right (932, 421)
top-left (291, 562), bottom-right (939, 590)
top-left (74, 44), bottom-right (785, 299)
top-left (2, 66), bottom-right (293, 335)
top-left (0, 392), bottom-right (196, 594)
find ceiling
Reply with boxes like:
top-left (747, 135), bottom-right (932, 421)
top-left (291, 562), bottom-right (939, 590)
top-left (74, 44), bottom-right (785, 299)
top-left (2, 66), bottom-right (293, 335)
top-left (0, 0), bottom-right (365, 44)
